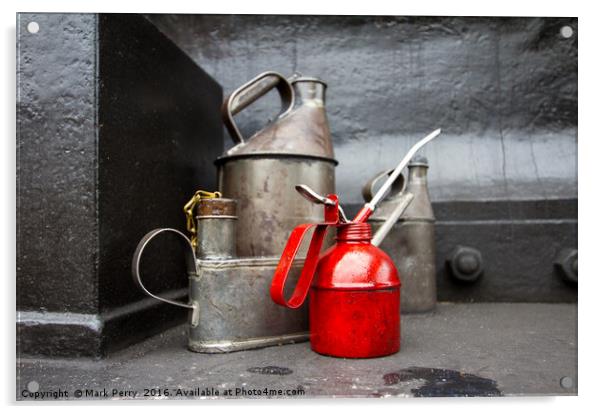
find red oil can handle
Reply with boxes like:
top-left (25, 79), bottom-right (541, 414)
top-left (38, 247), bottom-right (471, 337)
top-left (270, 195), bottom-right (340, 309)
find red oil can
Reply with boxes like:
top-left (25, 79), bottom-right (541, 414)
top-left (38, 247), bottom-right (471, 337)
top-left (270, 194), bottom-right (401, 358)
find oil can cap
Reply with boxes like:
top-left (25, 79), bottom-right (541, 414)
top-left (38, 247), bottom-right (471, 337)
top-left (196, 198), bottom-right (237, 218)
top-left (290, 76), bottom-right (328, 87)
top-left (409, 155), bottom-right (429, 168)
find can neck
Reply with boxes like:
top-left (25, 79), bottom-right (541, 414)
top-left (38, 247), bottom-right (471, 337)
top-left (408, 165), bottom-right (428, 183)
top-left (336, 222), bottom-right (372, 243)
top-left (293, 80), bottom-right (326, 105)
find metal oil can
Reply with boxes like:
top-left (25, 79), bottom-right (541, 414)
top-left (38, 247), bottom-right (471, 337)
top-left (270, 194), bottom-right (401, 358)
top-left (216, 72), bottom-right (336, 257)
top-left (363, 155), bottom-right (436, 313)
top-left (132, 193), bottom-right (309, 353)
top-left (310, 221), bottom-right (400, 357)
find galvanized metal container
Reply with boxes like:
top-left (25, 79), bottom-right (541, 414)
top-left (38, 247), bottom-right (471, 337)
top-left (132, 195), bottom-right (309, 353)
top-left (190, 197), bottom-right (309, 352)
top-left (364, 156), bottom-right (437, 313)
top-left (217, 72), bottom-right (337, 257)
top-left (189, 257), bottom-right (308, 353)
top-left (195, 197), bottom-right (237, 259)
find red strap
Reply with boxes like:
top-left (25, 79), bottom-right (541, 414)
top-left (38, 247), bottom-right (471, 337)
top-left (270, 224), bottom-right (328, 308)
top-left (270, 194), bottom-right (340, 309)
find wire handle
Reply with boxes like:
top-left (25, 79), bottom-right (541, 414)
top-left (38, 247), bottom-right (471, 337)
top-left (131, 228), bottom-right (200, 327)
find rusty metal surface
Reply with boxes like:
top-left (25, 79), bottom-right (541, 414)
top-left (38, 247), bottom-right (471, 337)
top-left (196, 198), bottom-right (237, 217)
top-left (188, 258), bottom-right (308, 353)
top-left (196, 198), bottom-right (237, 259)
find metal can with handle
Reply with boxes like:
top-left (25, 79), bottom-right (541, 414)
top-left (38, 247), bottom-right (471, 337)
top-left (270, 193), bottom-right (401, 358)
top-left (363, 155), bottom-right (437, 313)
top-left (132, 193), bottom-right (310, 354)
top-left (217, 72), bottom-right (337, 257)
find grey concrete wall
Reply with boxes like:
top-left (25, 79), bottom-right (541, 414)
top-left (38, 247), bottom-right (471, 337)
top-left (147, 15), bottom-right (577, 203)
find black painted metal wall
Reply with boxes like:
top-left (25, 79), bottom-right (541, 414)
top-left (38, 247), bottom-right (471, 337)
top-left (148, 15), bottom-right (577, 203)
top-left (17, 14), bottom-right (223, 356)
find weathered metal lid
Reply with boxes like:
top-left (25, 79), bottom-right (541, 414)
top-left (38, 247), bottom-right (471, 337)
top-left (409, 155), bottom-right (429, 168)
top-left (196, 198), bottom-right (237, 218)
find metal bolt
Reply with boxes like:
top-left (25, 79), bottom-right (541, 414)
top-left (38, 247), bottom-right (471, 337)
top-left (446, 245), bottom-right (483, 283)
top-left (554, 248), bottom-right (577, 284)
top-left (457, 253), bottom-right (479, 275)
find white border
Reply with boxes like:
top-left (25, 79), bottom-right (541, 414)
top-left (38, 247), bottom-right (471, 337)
top-left (3, 1), bottom-right (598, 413)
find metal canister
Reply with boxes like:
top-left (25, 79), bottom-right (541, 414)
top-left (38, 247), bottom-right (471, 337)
top-left (195, 197), bottom-right (237, 259)
top-left (363, 155), bottom-right (436, 313)
top-left (132, 193), bottom-right (310, 353)
top-left (188, 197), bottom-right (308, 352)
top-left (217, 72), bottom-right (336, 257)
top-left (270, 195), bottom-right (400, 358)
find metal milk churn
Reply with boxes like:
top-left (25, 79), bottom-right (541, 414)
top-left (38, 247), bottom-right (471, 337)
top-left (216, 71), bottom-right (336, 257)
top-left (363, 155), bottom-right (437, 313)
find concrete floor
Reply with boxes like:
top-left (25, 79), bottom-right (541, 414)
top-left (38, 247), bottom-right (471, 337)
top-left (16, 303), bottom-right (577, 400)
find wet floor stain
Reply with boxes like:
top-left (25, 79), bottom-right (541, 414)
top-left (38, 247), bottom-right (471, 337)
top-left (383, 367), bottom-right (502, 397)
top-left (247, 366), bottom-right (293, 375)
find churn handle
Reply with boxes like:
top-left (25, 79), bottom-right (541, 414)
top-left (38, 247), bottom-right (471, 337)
top-left (222, 71), bottom-right (296, 144)
top-left (270, 194), bottom-right (340, 309)
top-left (361, 169), bottom-right (406, 203)
top-left (131, 228), bottom-right (200, 326)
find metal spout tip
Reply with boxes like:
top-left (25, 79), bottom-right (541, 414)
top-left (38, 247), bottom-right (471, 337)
top-left (295, 184), bottom-right (335, 206)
